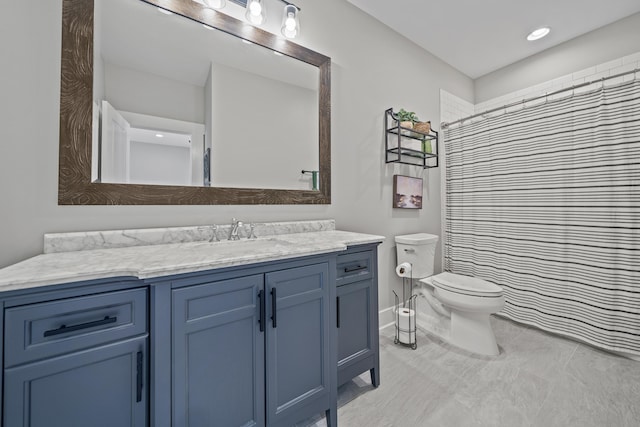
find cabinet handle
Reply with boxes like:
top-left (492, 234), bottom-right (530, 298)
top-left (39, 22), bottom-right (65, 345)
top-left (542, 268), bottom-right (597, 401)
top-left (344, 265), bottom-right (366, 273)
top-left (43, 315), bottom-right (117, 337)
top-left (336, 296), bottom-right (341, 328)
top-left (136, 351), bottom-right (143, 403)
top-left (271, 288), bottom-right (277, 328)
top-left (258, 289), bottom-right (265, 332)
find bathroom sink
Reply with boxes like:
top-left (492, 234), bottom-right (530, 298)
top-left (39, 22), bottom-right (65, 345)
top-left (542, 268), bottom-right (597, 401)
top-left (196, 237), bottom-right (293, 255)
top-left (218, 237), bottom-right (288, 246)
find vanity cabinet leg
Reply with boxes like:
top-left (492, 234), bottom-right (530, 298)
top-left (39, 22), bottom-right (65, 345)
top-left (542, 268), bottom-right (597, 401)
top-left (370, 366), bottom-right (380, 388)
top-left (325, 408), bottom-right (337, 427)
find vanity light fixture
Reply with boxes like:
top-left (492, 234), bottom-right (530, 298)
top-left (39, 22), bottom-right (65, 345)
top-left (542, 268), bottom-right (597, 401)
top-left (527, 27), bottom-right (550, 41)
top-left (245, 0), bottom-right (267, 25)
top-left (281, 3), bottom-right (300, 39)
top-left (200, 0), bottom-right (302, 38)
top-left (203, 0), bottom-right (226, 9)
top-left (155, 133), bottom-right (164, 138)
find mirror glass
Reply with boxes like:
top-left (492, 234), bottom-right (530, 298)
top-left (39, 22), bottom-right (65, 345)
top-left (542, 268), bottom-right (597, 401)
top-left (59, 0), bottom-right (330, 205)
top-left (93, 0), bottom-right (319, 191)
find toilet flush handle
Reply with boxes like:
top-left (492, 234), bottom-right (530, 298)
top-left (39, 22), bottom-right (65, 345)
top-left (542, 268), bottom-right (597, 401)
top-left (404, 248), bottom-right (415, 253)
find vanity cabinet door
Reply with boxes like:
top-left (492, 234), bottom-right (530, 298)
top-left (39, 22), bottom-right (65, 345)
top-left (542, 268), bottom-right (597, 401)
top-left (172, 274), bottom-right (265, 427)
top-left (337, 279), bottom-right (378, 386)
top-left (264, 263), bottom-right (331, 427)
top-left (336, 247), bottom-right (380, 388)
top-left (4, 336), bottom-right (147, 427)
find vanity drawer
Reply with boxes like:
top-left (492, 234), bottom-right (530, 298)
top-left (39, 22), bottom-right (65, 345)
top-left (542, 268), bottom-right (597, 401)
top-left (4, 288), bottom-right (147, 367)
top-left (336, 250), bottom-right (373, 286)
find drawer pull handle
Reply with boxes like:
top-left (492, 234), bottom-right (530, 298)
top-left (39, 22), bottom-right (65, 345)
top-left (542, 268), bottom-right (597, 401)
top-left (271, 288), bottom-right (277, 328)
top-left (136, 351), bottom-right (144, 403)
top-left (258, 290), bottom-right (265, 332)
top-left (43, 315), bottom-right (117, 337)
top-left (344, 265), bottom-right (366, 273)
top-left (336, 297), bottom-right (341, 328)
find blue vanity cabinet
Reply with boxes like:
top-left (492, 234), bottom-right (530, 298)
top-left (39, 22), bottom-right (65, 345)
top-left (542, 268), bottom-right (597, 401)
top-left (172, 274), bottom-right (266, 427)
top-left (4, 337), bottom-right (147, 427)
top-left (2, 285), bottom-right (149, 427)
top-left (265, 263), bottom-right (333, 426)
top-left (336, 245), bottom-right (380, 387)
top-left (0, 239), bottom-right (381, 426)
top-left (170, 259), bottom-right (335, 427)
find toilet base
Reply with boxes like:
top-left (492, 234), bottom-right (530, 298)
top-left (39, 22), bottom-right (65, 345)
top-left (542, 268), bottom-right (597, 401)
top-left (450, 310), bottom-right (499, 356)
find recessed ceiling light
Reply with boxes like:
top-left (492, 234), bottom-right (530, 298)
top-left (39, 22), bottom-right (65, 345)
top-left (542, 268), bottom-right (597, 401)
top-left (527, 27), bottom-right (550, 41)
top-left (157, 7), bottom-right (173, 15)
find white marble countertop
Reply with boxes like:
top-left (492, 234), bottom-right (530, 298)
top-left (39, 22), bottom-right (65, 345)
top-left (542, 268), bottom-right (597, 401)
top-left (0, 229), bottom-right (384, 293)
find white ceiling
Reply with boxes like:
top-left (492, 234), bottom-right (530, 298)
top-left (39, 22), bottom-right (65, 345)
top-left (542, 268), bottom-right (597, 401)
top-left (346, 0), bottom-right (640, 79)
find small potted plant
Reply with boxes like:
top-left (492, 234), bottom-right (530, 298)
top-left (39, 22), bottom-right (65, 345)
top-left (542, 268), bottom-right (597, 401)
top-left (393, 109), bottom-right (419, 129)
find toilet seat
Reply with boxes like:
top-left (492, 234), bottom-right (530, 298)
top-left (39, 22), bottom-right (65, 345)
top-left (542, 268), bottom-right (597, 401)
top-left (431, 272), bottom-right (503, 297)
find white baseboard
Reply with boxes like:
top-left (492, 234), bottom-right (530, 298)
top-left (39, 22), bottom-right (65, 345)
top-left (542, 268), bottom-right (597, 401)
top-left (378, 306), bottom-right (395, 330)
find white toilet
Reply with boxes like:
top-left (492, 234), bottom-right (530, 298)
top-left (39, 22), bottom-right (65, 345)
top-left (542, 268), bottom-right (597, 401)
top-left (395, 233), bottom-right (505, 356)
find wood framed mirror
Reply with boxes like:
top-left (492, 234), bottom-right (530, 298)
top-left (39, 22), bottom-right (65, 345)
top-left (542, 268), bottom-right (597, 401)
top-left (59, 0), bottom-right (330, 205)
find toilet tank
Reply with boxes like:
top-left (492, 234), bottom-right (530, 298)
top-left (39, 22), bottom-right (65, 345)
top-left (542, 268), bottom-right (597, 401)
top-left (395, 233), bottom-right (439, 279)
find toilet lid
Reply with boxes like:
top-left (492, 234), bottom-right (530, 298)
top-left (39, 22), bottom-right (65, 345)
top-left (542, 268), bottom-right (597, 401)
top-left (431, 272), bottom-right (503, 297)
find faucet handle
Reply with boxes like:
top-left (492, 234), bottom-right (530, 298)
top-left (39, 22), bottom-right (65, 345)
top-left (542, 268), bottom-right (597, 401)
top-left (248, 223), bottom-right (265, 239)
top-left (248, 223), bottom-right (258, 239)
top-left (210, 224), bottom-right (219, 242)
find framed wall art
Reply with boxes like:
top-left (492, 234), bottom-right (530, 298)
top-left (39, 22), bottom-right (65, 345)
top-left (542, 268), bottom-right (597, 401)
top-left (393, 175), bottom-right (423, 209)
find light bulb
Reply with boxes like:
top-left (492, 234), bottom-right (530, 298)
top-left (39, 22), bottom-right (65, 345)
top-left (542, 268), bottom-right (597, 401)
top-left (285, 13), bottom-right (296, 31)
top-left (250, 1), bottom-right (262, 16)
top-left (281, 4), bottom-right (299, 39)
top-left (245, 0), bottom-right (266, 25)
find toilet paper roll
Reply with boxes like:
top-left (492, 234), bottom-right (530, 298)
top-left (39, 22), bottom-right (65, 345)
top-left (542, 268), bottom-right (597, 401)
top-left (397, 308), bottom-right (416, 344)
top-left (395, 262), bottom-right (412, 278)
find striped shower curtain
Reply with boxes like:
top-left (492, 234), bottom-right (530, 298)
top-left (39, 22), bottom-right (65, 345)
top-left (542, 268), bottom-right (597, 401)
top-left (443, 78), bottom-right (640, 356)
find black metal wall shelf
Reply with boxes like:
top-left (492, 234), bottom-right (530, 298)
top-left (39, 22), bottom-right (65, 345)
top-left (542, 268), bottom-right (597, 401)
top-left (385, 108), bottom-right (439, 169)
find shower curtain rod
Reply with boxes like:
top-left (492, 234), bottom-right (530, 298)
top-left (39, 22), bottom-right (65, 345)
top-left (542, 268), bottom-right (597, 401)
top-left (442, 67), bottom-right (639, 129)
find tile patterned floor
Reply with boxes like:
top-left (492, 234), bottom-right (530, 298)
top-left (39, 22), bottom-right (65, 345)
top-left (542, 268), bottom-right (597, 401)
top-left (299, 316), bottom-right (640, 427)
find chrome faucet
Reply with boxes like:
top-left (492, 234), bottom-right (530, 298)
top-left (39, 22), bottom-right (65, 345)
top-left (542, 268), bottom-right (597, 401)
top-left (228, 218), bottom-right (244, 240)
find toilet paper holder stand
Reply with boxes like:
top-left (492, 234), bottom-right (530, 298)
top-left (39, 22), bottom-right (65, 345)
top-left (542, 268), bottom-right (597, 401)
top-left (393, 275), bottom-right (418, 350)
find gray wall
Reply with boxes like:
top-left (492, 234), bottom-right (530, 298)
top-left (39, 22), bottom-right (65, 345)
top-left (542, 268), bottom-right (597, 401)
top-left (129, 142), bottom-right (192, 186)
top-left (209, 63), bottom-right (318, 190)
top-left (475, 12), bottom-right (640, 102)
top-left (0, 0), bottom-right (473, 312)
top-left (104, 62), bottom-right (205, 124)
